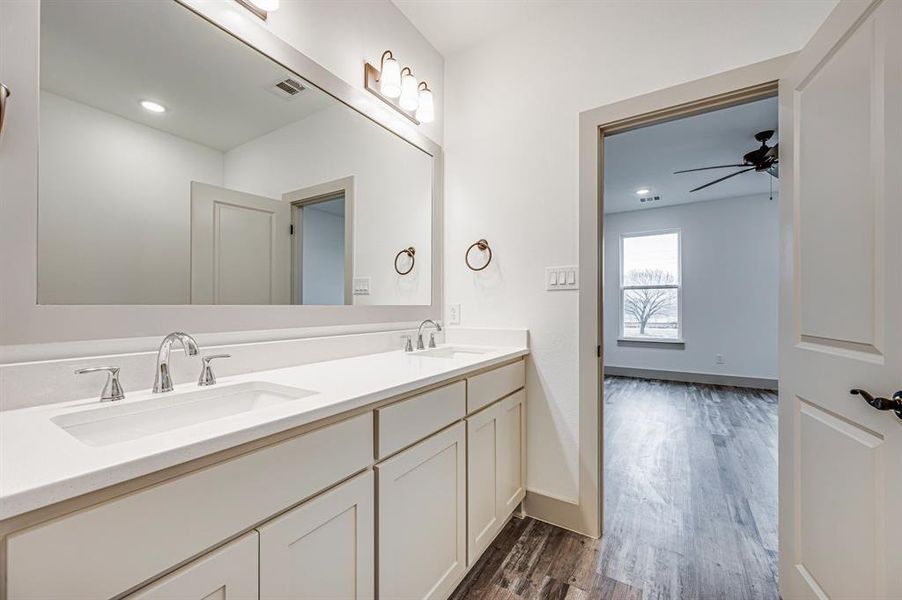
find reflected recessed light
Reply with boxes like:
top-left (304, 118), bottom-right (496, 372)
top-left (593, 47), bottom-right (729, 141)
top-left (636, 188), bottom-right (650, 195)
top-left (140, 100), bottom-right (166, 114)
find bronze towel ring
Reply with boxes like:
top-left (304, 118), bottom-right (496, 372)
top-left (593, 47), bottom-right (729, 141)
top-left (465, 239), bottom-right (492, 271)
top-left (394, 247), bottom-right (416, 275)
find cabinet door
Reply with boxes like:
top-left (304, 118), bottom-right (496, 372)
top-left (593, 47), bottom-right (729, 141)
top-left (125, 532), bottom-right (258, 600)
top-left (258, 470), bottom-right (374, 600)
top-left (466, 403), bottom-right (501, 564)
top-left (497, 390), bottom-right (526, 516)
top-left (377, 423), bottom-right (466, 600)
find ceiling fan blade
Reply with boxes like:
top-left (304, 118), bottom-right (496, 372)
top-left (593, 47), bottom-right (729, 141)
top-left (689, 167), bottom-right (756, 193)
top-left (673, 164), bottom-right (748, 174)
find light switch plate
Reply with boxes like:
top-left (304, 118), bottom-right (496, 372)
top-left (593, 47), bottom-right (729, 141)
top-left (353, 277), bottom-right (371, 295)
top-left (546, 266), bottom-right (579, 291)
top-left (448, 304), bottom-right (461, 325)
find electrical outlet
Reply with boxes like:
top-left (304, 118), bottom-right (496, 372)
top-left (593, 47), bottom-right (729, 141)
top-left (448, 304), bottom-right (461, 325)
top-left (715, 354), bottom-right (725, 364)
top-left (353, 277), bottom-right (370, 295)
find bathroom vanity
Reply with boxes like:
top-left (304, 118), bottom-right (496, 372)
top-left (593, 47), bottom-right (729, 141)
top-left (0, 345), bottom-right (528, 599)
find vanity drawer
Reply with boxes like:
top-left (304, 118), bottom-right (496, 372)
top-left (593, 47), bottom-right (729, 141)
top-left (376, 381), bottom-right (466, 459)
top-left (466, 360), bottom-right (525, 414)
top-left (6, 412), bottom-right (373, 600)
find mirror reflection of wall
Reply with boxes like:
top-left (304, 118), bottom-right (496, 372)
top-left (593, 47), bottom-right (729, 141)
top-left (37, 0), bottom-right (432, 306)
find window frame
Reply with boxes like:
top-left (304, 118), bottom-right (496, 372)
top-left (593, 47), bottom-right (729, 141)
top-left (618, 229), bottom-right (683, 343)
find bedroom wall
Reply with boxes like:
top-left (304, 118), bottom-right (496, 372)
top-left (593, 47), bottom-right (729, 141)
top-left (603, 194), bottom-right (779, 381)
top-left (443, 0), bottom-right (835, 503)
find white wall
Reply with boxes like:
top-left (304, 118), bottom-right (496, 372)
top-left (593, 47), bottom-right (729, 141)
top-left (443, 1), bottom-right (834, 502)
top-left (301, 201), bottom-right (346, 305)
top-left (604, 195), bottom-right (779, 380)
top-left (224, 104), bottom-right (432, 306)
top-left (38, 91), bottom-right (223, 304)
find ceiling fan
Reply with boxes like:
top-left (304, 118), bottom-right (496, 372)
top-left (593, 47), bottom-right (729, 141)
top-left (674, 130), bottom-right (779, 193)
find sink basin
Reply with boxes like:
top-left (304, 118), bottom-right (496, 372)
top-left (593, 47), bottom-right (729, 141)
top-left (414, 346), bottom-right (490, 359)
top-left (52, 382), bottom-right (318, 446)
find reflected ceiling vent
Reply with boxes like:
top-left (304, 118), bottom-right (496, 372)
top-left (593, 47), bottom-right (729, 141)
top-left (639, 195), bottom-right (661, 204)
top-left (268, 77), bottom-right (305, 99)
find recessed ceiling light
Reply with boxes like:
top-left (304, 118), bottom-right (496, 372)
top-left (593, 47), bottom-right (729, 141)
top-left (636, 188), bottom-right (650, 195)
top-left (140, 100), bottom-right (166, 114)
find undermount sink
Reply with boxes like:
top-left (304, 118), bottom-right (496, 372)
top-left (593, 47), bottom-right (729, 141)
top-left (52, 382), bottom-right (318, 446)
top-left (414, 346), bottom-right (490, 359)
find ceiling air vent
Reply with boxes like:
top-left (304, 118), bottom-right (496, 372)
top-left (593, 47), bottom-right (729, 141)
top-left (639, 195), bottom-right (661, 203)
top-left (269, 77), bottom-right (306, 99)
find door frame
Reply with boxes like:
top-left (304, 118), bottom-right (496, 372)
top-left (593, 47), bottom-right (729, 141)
top-left (283, 176), bottom-right (355, 305)
top-left (566, 54), bottom-right (795, 539)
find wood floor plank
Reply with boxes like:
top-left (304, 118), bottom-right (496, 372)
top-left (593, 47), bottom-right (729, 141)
top-left (451, 376), bottom-right (778, 600)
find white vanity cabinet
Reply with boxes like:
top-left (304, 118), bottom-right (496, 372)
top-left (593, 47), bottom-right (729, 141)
top-left (5, 413), bottom-right (373, 599)
top-left (124, 532), bottom-right (259, 600)
top-left (466, 389), bottom-right (526, 563)
top-left (376, 422), bottom-right (467, 600)
top-left (497, 390), bottom-right (527, 517)
top-left (258, 471), bottom-right (374, 600)
top-left (3, 357), bottom-right (527, 600)
top-left (466, 401), bottom-right (503, 562)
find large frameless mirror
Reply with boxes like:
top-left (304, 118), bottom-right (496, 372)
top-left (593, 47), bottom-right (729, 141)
top-left (37, 0), bottom-right (433, 306)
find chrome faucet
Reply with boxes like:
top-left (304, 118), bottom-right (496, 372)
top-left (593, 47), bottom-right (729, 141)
top-left (153, 332), bottom-right (200, 393)
top-left (415, 319), bottom-right (443, 350)
top-left (75, 366), bottom-right (125, 402)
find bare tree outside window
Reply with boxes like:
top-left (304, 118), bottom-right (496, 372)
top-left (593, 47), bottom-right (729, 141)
top-left (623, 269), bottom-right (675, 335)
top-left (620, 231), bottom-right (680, 339)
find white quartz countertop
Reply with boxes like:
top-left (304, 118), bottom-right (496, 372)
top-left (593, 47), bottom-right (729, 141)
top-left (0, 344), bottom-right (528, 521)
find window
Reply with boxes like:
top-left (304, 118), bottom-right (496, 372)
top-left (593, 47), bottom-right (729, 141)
top-left (620, 231), bottom-right (681, 340)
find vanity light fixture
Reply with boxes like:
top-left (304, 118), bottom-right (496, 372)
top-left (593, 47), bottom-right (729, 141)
top-left (234, 0), bottom-right (278, 20)
top-left (415, 82), bottom-right (434, 124)
top-left (140, 100), bottom-right (166, 114)
top-left (378, 51), bottom-right (402, 99)
top-left (365, 50), bottom-right (433, 125)
top-left (398, 68), bottom-right (419, 112)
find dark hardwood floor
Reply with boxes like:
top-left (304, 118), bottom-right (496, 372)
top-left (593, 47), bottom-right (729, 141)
top-left (451, 376), bottom-right (778, 599)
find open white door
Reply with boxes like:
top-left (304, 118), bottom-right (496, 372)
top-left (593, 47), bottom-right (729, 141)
top-left (779, 1), bottom-right (901, 598)
top-left (190, 182), bottom-right (290, 305)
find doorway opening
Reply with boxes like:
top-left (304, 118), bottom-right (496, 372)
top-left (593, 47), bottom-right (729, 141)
top-left (284, 176), bottom-right (355, 306)
top-left (600, 87), bottom-right (780, 596)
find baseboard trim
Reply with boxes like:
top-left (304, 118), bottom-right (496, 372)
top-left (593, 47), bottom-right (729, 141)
top-left (604, 366), bottom-right (778, 390)
top-left (523, 490), bottom-right (596, 538)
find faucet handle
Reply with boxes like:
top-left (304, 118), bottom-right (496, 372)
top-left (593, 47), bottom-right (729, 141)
top-left (402, 335), bottom-right (413, 353)
top-left (428, 332), bottom-right (438, 348)
top-left (75, 366), bottom-right (125, 402)
top-left (198, 354), bottom-right (230, 387)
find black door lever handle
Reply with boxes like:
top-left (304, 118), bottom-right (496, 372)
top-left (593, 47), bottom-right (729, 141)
top-left (850, 388), bottom-right (902, 419)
